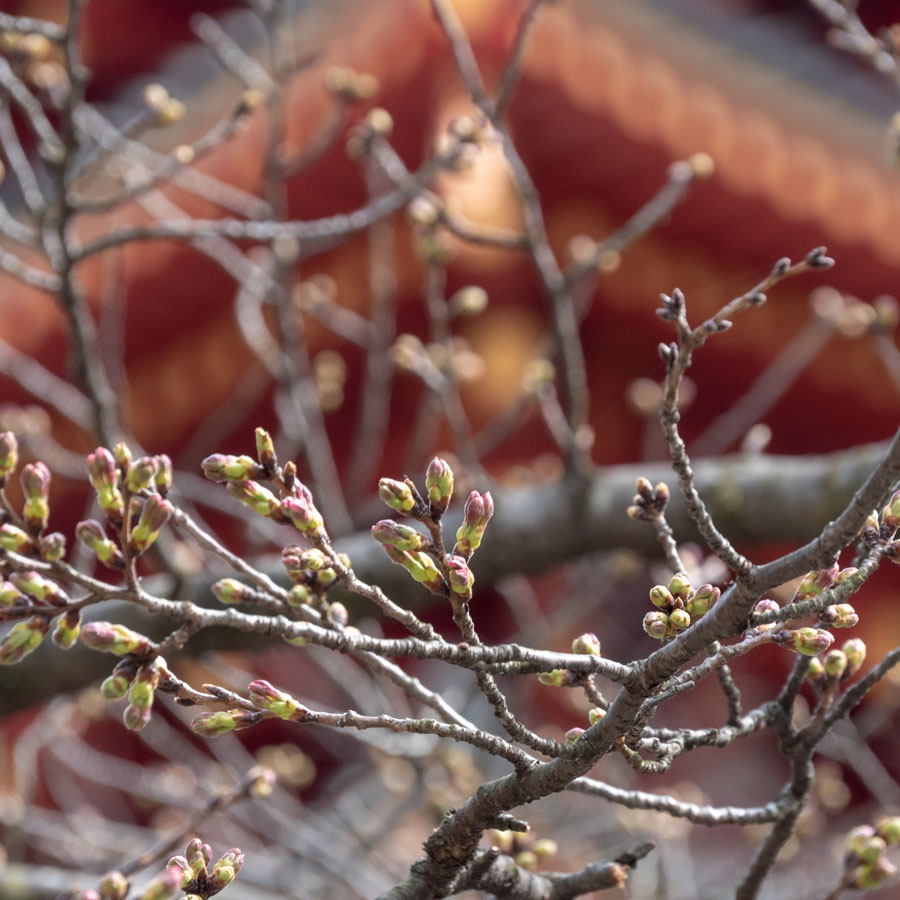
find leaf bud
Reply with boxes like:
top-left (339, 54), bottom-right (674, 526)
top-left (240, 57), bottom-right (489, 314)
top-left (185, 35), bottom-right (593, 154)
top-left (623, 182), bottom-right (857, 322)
top-left (643, 610), bottom-right (670, 640)
top-left (0, 430), bottom-right (18, 478)
top-left (378, 477), bottom-right (416, 513)
top-left (0, 615), bottom-right (50, 664)
top-left (425, 456), bottom-right (454, 516)
top-left (571, 632), bottom-right (601, 656)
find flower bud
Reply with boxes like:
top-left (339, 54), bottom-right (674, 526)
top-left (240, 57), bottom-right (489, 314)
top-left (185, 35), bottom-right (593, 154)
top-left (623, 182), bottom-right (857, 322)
top-left (649, 585), bottom-right (674, 609)
top-left (248, 679), bottom-right (310, 720)
top-left (0, 522), bottom-right (34, 553)
top-left (130, 495), bottom-right (173, 552)
top-left (425, 457), bottom-right (454, 516)
top-left (790, 627), bottom-right (835, 656)
top-left (446, 555), bottom-right (474, 598)
top-left (537, 669), bottom-right (567, 687)
top-left (588, 707), bottom-right (606, 726)
top-left (113, 442), bottom-right (132, 470)
top-left (823, 649), bottom-right (847, 678)
top-left (209, 848), bottom-right (244, 891)
top-left (191, 709), bottom-right (261, 737)
top-left (378, 477), bottom-right (416, 513)
top-left (564, 727), bottom-right (585, 743)
top-left (455, 491), bottom-right (494, 556)
top-left (842, 638), bottom-right (867, 677)
top-left (20, 460), bottom-right (50, 531)
top-left (76, 519), bottom-right (124, 568)
top-left (101, 657), bottom-right (138, 699)
top-left (211, 578), bottom-right (249, 605)
top-left (126, 457), bottom-right (158, 494)
top-left (846, 825), bottom-right (876, 859)
top-left (882, 489), bottom-right (900, 532)
top-left (805, 656), bottom-right (825, 684)
top-left (11, 570), bottom-right (66, 605)
top-left (819, 603), bottom-right (859, 629)
top-left (876, 816), bottom-right (900, 847)
top-left (255, 427), bottom-right (276, 470)
top-left (135, 867), bottom-right (182, 900)
top-left (87, 447), bottom-right (125, 521)
top-left (533, 838), bottom-right (558, 860)
top-left (386, 547), bottom-right (446, 592)
top-left (185, 838), bottom-right (212, 876)
top-left (327, 601), bottom-right (349, 627)
top-left (99, 871), bottom-right (129, 900)
top-left (0, 615), bottom-right (50, 663)
top-left (38, 531), bottom-right (65, 562)
top-left (853, 855), bottom-right (897, 890)
top-left (643, 610), bottom-right (670, 640)
top-left (668, 571), bottom-right (691, 600)
top-left (794, 563), bottom-right (839, 600)
top-left (247, 766), bottom-right (276, 798)
top-left (685, 584), bottom-right (719, 618)
top-left (0, 431), bottom-right (18, 478)
top-left (280, 485), bottom-right (325, 534)
top-left (572, 632), bottom-right (601, 655)
top-left (287, 584), bottom-right (313, 607)
top-left (202, 454), bottom-right (261, 483)
top-left (669, 608), bottom-right (691, 630)
top-left (52, 608), bottom-right (81, 649)
top-left (81, 621), bottom-right (151, 656)
top-left (153, 454), bottom-right (173, 495)
top-left (371, 519), bottom-right (426, 552)
top-left (752, 598), bottom-right (780, 631)
top-left (123, 702), bottom-right (152, 731)
top-left (226, 480), bottom-right (279, 517)
top-left (0, 581), bottom-right (24, 607)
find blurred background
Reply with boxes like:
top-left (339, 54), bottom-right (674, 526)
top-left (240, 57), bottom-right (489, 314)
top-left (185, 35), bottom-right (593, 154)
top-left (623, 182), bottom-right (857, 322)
top-left (1, 0), bottom-right (900, 897)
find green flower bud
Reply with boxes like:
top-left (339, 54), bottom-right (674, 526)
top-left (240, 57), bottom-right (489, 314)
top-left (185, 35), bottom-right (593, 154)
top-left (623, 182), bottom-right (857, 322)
top-left (185, 838), bottom-right (211, 877)
top-left (385, 546), bottom-right (446, 592)
top-left (126, 456), bottom-right (158, 493)
top-left (794, 563), bottom-right (839, 600)
top-left (327, 601), bottom-right (349, 627)
top-left (846, 824), bottom-right (876, 858)
top-left (668, 571), bottom-right (691, 600)
top-left (191, 709), bottom-right (261, 737)
top-left (643, 610), bottom-right (670, 640)
top-left (0, 522), bottom-right (34, 553)
top-left (248, 679), bottom-right (310, 720)
top-left (153, 454), bottom-right (173, 496)
top-left (571, 632), bottom-right (601, 655)
top-left (52, 609), bottom-right (81, 649)
top-left (882, 488), bottom-right (900, 532)
top-left (533, 839), bottom-right (558, 860)
top-left (564, 727), bottom-right (585, 744)
top-left (226, 480), bottom-right (279, 517)
top-left (81, 621), bottom-right (151, 656)
top-left (446, 555), bottom-right (474, 598)
top-left (819, 603), bottom-right (859, 629)
top-left (315, 567), bottom-right (338, 586)
top-left (805, 656), bottom-right (825, 684)
top-left (588, 707), bottom-right (606, 726)
top-left (425, 456), bottom-right (454, 516)
top-left (842, 638), bottom-right (867, 677)
top-left (101, 658), bottom-right (138, 699)
top-left (130, 495), bottom-right (173, 552)
top-left (537, 669), bottom-right (567, 687)
top-left (20, 460), bottom-right (50, 531)
top-left (371, 519), bottom-right (426, 552)
top-left (0, 615), bottom-right (50, 664)
top-left (280, 484), bottom-right (325, 534)
top-left (11, 570), bottom-right (66, 606)
top-left (76, 520), bottom-right (124, 568)
top-left (38, 531), bottom-right (66, 562)
top-left (201, 453), bottom-right (260, 483)
top-left (136, 866), bottom-right (182, 900)
top-left (876, 816), bottom-right (900, 847)
top-left (853, 855), bottom-right (897, 890)
top-left (123, 702), bottom-right (152, 731)
top-left (685, 584), bottom-right (719, 618)
top-left (113, 442), bottom-right (132, 470)
top-left (255, 427), bottom-right (276, 469)
top-left (790, 627), bottom-right (834, 657)
top-left (823, 649), bottom-right (847, 678)
top-left (752, 598), bottom-right (780, 631)
top-left (669, 608), bottom-right (691, 630)
top-left (99, 871), bottom-right (129, 900)
top-left (0, 581), bottom-right (24, 607)
top-left (378, 477), bottom-right (416, 513)
top-left (0, 431), bottom-right (18, 478)
top-left (455, 491), bottom-right (494, 556)
top-left (649, 585), bottom-right (674, 609)
top-left (209, 848), bottom-right (244, 890)
top-left (211, 578), bottom-right (249, 605)
top-left (87, 447), bottom-right (125, 521)
top-left (287, 584), bottom-right (313, 607)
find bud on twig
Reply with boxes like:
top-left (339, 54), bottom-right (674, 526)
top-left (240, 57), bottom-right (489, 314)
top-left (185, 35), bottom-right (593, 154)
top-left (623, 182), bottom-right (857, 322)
top-left (76, 519), bottom-right (124, 568)
top-left (126, 456), bottom-right (158, 493)
top-left (572, 632), bottom-right (601, 655)
top-left (281, 484), bottom-right (325, 535)
top-left (0, 431), bottom-right (18, 478)
top-left (425, 457), bottom-right (454, 517)
top-left (378, 478), bottom-right (417, 513)
top-left (87, 447), bottom-right (125, 521)
top-left (201, 454), bottom-right (261, 483)
top-left (20, 460), bottom-right (50, 531)
top-left (455, 491), bottom-right (494, 557)
top-left (0, 615), bottom-right (50, 664)
top-left (226, 480), bottom-right (279, 517)
top-left (81, 621), bottom-right (151, 656)
top-left (191, 708), bottom-right (262, 737)
top-left (446, 555), bottom-right (474, 599)
top-left (52, 609), bottom-right (81, 649)
top-left (372, 519), bottom-right (426, 552)
top-left (248, 679), bottom-right (310, 720)
top-left (130, 495), bottom-right (173, 553)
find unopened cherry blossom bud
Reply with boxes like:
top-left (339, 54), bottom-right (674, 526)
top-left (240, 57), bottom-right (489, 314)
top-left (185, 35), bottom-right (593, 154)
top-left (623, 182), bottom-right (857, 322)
top-left (87, 447), bottom-right (125, 521)
top-left (643, 610), bottom-right (670, 640)
top-left (248, 679), bottom-right (310, 720)
top-left (533, 839), bottom-right (558, 860)
top-left (191, 709), bottom-right (261, 737)
top-left (378, 478), bottom-right (416, 513)
top-left (186, 838), bottom-right (212, 877)
top-left (386, 547), bottom-right (446, 592)
top-left (425, 457), bottom-right (454, 516)
top-left (446, 555), bottom-right (474, 598)
top-left (76, 519), bottom-right (124, 568)
top-left (0, 522), bottom-right (33, 553)
top-left (327, 601), bottom-right (348, 626)
top-left (842, 638), bottom-right (867, 677)
top-left (685, 584), bottom-right (719, 618)
top-left (790, 627), bottom-right (834, 656)
top-left (0, 431), bottom-right (18, 478)
top-left (11, 570), bottom-right (66, 605)
top-left (752, 598), bottom-right (780, 631)
top-left (136, 864), bottom-right (183, 900)
top-left (795, 563), bottom-right (839, 600)
top-left (52, 609), bottom-right (81, 649)
top-left (371, 519), bottom-right (426, 552)
top-left (20, 460), bottom-right (50, 531)
top-left (281, 485), bottom-right (325, 534)
top-left (564, 727), bottom-right (585, 744)
top-left (101, 657), bottom-right (138, 699)
top-left (649, 585), bottom-right (674, 609)
top-left (113, 442), bottom-right (132, 470)
top-left (669, 608), bottom-right (691, 630)
top-left (287, 584), bottom-right (313, 607)
top-left (819, 603), bottom-right (858, 629)
top-left (209, 848), bottom-right (244, 890)
top-left (537, 669), bottom-right (567, 687)
top-left (81, 621), bottom-right (151, 656)
top-left (202, 454), bottom-right (260, 483)
top-left (876, 816), bottom-right (900, 846)
top-left (588, 707), bottom-right (606, 726)
top-left (255, 427), bottom-right (276, 470)
top-left (0, 581), bottom-right (24, 607)
top-left (668, 572), bottom-right (691, 600)
top-left (99, 870), bottom-right (129, 900)
top-left (0, 615), bottom-right (50, 663)
top-left (211, 579), bottom-right (250, 605)
top-left (130, 495), bottom-right (173, 552)
top-left (153, 455), bottom-right (172, 496)
top-left (226, 480), bottom-right (279, 517)
top-left (805, 657), bottom-right (825, 684)
top-left (455, 491), bottom-right (494, 556)
top-left (126, 457), bottom-right (158, 493)
top-left (823, 649), bottom-right (847, 678)
top-left (572, 632), bottom-right (601, 655)
top-left (882, 489), bottom-right (900, 532)
top-left (38, 531), bottom-right (65, 562)
top-left (854, 855), bottom-right (897, 890)
top-left (846, 825), bottom-right (877, 859)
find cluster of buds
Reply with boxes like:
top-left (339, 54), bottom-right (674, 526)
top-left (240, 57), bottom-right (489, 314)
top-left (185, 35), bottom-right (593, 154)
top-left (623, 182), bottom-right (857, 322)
top-left (248, 679), bottom-right (311, 721)
top-left (626, 477), bottom-right (671, 522)
top-left (166, 839), bottom-right (245, 897)
top-left (642, 572), bottom-right (720, 641)
top-left (844, 818), bottom-right (900, 890)
top-left (806, 637), bottom-right (867, 686)
top-left (487, 829), bottom-right (558, 872)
